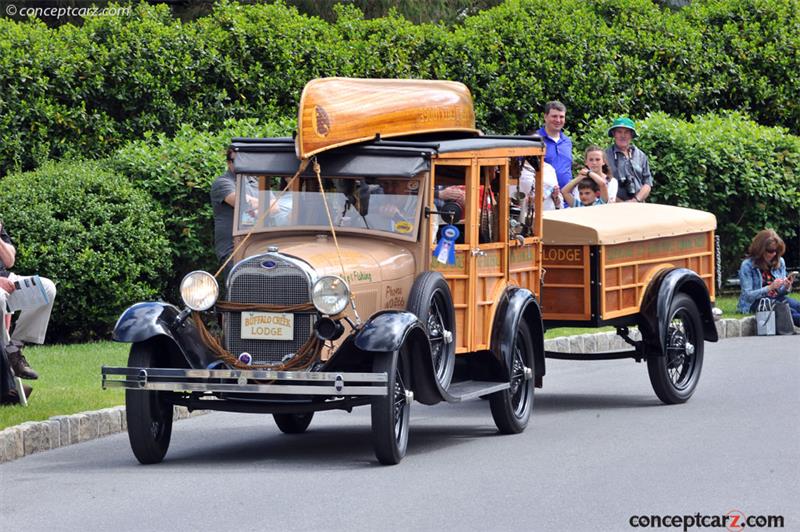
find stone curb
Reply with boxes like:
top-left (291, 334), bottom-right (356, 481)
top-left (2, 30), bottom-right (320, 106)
top-left (0, 405), bottom-right (205, 464)
top-left (0, 315), bottom-right (762, 465)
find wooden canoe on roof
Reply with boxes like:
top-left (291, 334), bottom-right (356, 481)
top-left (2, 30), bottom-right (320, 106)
top-left (296, 78), bottom-right (478, 159)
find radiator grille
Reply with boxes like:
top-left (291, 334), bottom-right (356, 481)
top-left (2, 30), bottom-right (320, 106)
top-left (223, 256), bottom-right (314, 364)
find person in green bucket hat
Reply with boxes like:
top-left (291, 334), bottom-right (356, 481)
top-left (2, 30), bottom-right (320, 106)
top-left (605, 117), bottom-right (653, 203)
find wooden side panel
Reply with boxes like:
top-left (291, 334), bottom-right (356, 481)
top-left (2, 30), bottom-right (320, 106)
top-left (601, 231), bottom-right (716, 319)
top-left (473, 246), bottom-right (505, 350)
top-left (297, 78), bottom-right (478, 159)
top-left (509, 239), bottom-right (542, 299)
top-left (431, 249), bottom-right (470, 353)
top-left (541, 245), bottom-right (591, 321)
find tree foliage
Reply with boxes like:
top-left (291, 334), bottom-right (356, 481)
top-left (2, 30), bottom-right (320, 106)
top-left (0, 160), bottom-right (170, 342)
top-left (1, 0), bottom-right (798, 176)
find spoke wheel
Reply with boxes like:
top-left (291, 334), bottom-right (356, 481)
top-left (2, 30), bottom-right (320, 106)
top-left (647, 293), bottom-right (705, 404)
top-left (490, 320), bottom-right (534, 434)
top-left (407, 272), bottom-right (456, 389)
top-left (273, 413), bottom-right (314, 434)
top-left (371, 347), bottom-right (411, 465)
top-left (126, 342), bottom-right (174, 465)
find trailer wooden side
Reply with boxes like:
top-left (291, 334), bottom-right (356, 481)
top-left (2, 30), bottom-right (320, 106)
top-left (540, 204), bottom-right (717, 324)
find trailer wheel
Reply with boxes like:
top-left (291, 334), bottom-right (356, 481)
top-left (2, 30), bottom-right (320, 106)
top-left (273, 413), bottom-right (314, 434)
top-left (647, 293), bottom-right (705, 404)
top-left (490, 320), bottom-right (534, 434)
top-left (371, 347), bottom-right (411, 465)
top-left (126, 342), bottom-right (174, 465)
top-left (407, 272), bottom-right (456, 389)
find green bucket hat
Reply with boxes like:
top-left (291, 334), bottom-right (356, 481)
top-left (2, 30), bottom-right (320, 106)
top-left (607, 117), bottom-right (637, 137)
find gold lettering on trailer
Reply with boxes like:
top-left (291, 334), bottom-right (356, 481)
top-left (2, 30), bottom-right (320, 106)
top-left (606, 234), bottom-right (709, 263)
top-left (543, 247), bottom-right (582, 264)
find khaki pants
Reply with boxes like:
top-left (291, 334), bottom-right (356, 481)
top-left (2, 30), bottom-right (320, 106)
top-left (0, 273), bottom-right (57, 347)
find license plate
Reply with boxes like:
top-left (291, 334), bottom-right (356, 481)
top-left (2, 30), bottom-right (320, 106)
top-left (240, 312), bottom-right (294, 341)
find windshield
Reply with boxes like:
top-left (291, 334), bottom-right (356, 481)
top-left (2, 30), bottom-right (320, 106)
top-left (236, 174), bottom-right (424, 240)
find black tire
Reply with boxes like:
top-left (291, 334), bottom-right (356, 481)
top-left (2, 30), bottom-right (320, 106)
top-left (489, 320), bottom-right (535, 434)
top-left (371, 347), bottom-right (411, 465)
top-left (125, 342), bottom-right (174, 465)
top-left (273, 413), bottom-right (314, 434)
top-left (647, 293), bottom-right (705, 404)
top-left (406, 272), bottom-right (456, 389)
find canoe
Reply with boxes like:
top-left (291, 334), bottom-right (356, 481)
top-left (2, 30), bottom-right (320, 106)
top-left (296, 77), bottom-right (478, 159)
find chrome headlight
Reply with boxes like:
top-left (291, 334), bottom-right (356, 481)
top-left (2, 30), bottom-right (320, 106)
top-left (312, 276), bottom-right (350, 316)
top-left (180, 271), bottom-right (219, 311)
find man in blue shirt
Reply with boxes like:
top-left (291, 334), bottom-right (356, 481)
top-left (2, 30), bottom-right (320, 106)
top-left (536, 101), bottom-right (573, 195)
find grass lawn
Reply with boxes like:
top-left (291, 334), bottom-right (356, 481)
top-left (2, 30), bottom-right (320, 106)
top-left (0, 341), bottom-right (129, 430)
top-left (1, 294), bottom-right (795, 430)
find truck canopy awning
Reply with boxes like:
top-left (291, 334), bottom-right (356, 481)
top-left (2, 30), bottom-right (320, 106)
top-left (230, 135), bottom-right (544, 178)
top-left (542, 203), bottom-right (717, 245)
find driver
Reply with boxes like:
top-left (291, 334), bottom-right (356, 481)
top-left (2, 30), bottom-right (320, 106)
top-left (369, 179), bottom-right (419, 233)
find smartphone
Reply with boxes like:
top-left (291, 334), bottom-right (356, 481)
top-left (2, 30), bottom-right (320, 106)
top-left (788, 271), bottom-right (799, 281)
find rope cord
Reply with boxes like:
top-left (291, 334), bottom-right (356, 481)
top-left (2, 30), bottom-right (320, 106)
top-left (312, 159), bottom-right (360, 322)
top-left (204, 158), bottom-right (322, 370)
top-left (312, 158), bottom-right (349, 280)
top-left (215, 301), bottom-right (316, 313)
top-left (192, 312), bottom-right (323, 371)
top-left (214, 158), bottom-right (311, 279)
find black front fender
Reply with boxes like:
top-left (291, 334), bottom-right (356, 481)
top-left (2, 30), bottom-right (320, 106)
top-left (113, 302), bottom-right (219, 369)
top-left (354, 310), bottom-right (443, 405)
top-left (353, 310), bottom-right (426, 353)
top-left (113, 302), bottom-right (181, 343)
top-left (640, 268), bottom-right (718, 349)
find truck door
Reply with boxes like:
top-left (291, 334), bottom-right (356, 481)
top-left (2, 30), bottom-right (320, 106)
top-left (469, 159), bottom-right (508, 351)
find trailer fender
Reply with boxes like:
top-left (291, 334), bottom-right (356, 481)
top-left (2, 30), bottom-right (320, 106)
top-left (640, 268), bottom-right (718, 351)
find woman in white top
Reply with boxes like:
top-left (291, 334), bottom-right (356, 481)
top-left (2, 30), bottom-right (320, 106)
top-left (577, 145), bottom-right (617, 202)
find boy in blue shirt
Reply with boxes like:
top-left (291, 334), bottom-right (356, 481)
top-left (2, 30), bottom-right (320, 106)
top-left (561, 171), bottom-right (608, 208)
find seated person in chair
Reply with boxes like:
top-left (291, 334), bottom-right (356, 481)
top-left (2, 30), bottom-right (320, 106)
top-left (0, 221), bottom-right (57, 383)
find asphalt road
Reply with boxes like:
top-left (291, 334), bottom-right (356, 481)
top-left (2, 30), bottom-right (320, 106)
top-left (1, 336), bottom-right (798, 532)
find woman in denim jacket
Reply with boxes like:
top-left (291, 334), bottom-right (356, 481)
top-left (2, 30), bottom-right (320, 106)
top-left (737, 229), bottom-right (800, 326)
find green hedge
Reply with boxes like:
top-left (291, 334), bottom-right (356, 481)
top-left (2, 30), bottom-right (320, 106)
top-left (107, 117), bottom-right (295, 289)
top-left (578, 112), bottom-right (800, 279)
top-left (0, 160), bottom-right (170, 342)
top-left (1, 0), bottom-right (798, 176)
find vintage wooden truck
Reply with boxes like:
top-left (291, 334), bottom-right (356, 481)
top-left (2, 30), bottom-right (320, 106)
top-left (103, 78), bottom-right (718, 465)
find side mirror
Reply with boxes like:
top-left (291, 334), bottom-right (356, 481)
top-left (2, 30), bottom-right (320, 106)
top-left (341, 179), bottom-right (371, 216)
top-left (356, 181), bottom-right (371, 216)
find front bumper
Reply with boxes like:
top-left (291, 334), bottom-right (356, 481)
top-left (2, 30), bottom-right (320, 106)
top-left (102, 367), bottom-right (388, 396)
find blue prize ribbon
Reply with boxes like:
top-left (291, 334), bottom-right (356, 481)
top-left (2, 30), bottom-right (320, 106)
top-left (433, 224), bottom-right (460, 265)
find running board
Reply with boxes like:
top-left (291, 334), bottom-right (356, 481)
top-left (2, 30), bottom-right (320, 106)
top-left (442, 381), bottom-right (509, 402)
top-left (545, 349), bottom-right (640, 360)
